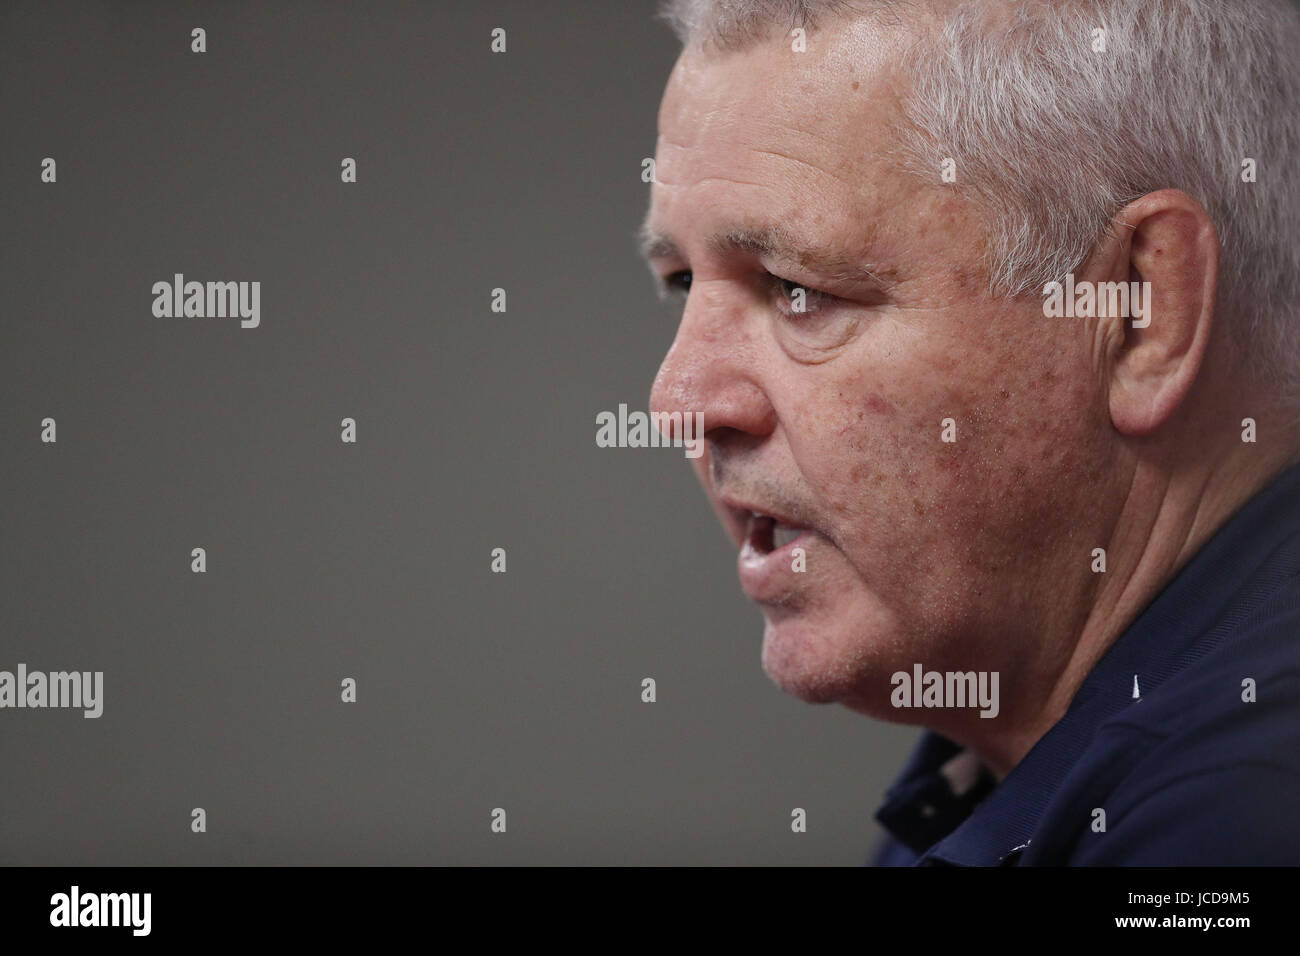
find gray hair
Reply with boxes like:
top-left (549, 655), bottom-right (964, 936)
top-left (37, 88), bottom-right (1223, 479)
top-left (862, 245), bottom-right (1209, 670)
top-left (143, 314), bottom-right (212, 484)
top-left (658, 0), bottom-right (1300, 415)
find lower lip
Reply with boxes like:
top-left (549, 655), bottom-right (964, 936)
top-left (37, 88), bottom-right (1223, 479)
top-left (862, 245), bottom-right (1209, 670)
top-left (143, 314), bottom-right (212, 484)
top-left (737, 530), bottom-right (814, 602)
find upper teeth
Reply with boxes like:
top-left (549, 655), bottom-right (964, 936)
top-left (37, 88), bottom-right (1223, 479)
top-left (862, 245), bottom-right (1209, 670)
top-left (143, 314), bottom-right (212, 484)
top-left (746, 511), bottom-right (804, 549)
top-left (773, 525), bottom-right (802, 548)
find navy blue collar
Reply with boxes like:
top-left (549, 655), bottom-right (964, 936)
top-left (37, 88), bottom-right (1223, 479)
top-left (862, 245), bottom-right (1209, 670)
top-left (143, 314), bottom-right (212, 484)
top-left (874, 460), bottom-right (1300, 866)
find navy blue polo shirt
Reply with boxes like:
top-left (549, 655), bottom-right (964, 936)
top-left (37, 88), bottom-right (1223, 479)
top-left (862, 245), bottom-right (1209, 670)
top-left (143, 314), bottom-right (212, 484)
top-left (871, 460), bottom-right (1300, 866)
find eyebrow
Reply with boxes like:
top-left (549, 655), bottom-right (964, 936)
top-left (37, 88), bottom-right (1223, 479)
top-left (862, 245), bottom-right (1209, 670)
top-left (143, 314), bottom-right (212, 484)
top-left (636, 219), bottom-right (891, 286)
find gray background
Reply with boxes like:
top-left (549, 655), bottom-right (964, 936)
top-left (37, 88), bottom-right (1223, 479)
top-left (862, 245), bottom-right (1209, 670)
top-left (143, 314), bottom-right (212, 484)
top-left (0, 0), bottom-right (918, 865)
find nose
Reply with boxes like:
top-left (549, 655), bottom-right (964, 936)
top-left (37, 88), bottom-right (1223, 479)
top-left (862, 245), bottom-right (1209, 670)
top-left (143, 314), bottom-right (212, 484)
top-left (648, 279), bottom-right (777, 449)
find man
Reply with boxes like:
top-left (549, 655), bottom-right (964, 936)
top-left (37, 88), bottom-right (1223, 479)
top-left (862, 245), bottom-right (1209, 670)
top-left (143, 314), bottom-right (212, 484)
top-left (640, 0), bottom-right (1300, 865)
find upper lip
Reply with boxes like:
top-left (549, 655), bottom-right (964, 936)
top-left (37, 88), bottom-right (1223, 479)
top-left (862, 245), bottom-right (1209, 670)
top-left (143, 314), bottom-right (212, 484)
top-left (717, 494), bottom-right (807, 529)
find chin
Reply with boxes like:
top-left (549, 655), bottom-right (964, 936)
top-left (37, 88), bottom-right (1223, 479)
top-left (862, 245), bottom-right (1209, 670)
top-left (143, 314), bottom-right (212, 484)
top-left (758, 611), bottom-right (874, 705)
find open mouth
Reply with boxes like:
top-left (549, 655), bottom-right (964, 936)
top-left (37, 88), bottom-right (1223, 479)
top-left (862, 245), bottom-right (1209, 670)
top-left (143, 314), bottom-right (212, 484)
top-left (743, 512), bottom-right (807, 555)
top-left (736, 509), bottom-right (814, 602)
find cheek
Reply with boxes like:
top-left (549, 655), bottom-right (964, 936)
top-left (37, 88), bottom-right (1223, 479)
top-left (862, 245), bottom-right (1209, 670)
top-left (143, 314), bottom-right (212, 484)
top-left (787, 376), bottom-right (934, 537)
top-left (785, 329), bottom-right (1096, 561)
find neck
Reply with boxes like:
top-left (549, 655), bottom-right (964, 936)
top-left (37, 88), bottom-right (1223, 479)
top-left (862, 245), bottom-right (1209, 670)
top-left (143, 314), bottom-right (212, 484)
top-left (959, 436), bottom-right (1297, 780)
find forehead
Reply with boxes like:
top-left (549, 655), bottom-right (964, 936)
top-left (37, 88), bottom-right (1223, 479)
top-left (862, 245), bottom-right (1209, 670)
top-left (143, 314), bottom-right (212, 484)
top-left (649, 18), bottom-right (914, 252)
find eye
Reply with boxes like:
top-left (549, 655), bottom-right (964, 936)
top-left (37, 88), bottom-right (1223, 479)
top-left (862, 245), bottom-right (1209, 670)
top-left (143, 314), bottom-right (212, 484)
top-left (658, 270), bottom-right (692, 299)
top-left (771, 275), bottom-right (831, 316)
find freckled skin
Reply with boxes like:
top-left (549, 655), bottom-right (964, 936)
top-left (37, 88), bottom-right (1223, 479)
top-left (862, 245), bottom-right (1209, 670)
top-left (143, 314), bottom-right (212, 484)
top-left (862, 394), bottom-right (893, 416)
top-left (645, 21), bottom-right (1132, 759)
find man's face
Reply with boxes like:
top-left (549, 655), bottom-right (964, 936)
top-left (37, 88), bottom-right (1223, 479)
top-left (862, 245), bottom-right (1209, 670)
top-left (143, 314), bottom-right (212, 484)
top-left (645, 21), bottom-right (1122, 722)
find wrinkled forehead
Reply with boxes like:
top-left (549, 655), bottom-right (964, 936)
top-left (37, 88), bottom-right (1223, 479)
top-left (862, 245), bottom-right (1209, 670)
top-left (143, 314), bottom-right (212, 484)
top-left (658, 15), bottom-right (913, 150)
top-left (650, 16), bottom-right (926, 261)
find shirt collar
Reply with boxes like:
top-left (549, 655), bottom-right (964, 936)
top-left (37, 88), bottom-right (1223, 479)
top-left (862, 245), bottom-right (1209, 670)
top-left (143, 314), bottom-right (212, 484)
top-left (875, 459), bottom-right (1300, 866)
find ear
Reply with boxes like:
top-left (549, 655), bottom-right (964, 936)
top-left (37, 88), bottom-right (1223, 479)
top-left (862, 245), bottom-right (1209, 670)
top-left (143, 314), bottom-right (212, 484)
top-left (1092, 189), bottom-right (1219, 437)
